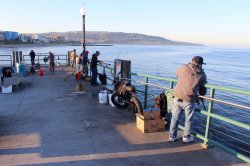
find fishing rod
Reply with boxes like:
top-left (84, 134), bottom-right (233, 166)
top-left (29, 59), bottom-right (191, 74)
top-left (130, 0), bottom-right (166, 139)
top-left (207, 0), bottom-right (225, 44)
top-left (63, 69), bottom-right (77, 81)
top-left (201, 99), bottom-right (206, 111)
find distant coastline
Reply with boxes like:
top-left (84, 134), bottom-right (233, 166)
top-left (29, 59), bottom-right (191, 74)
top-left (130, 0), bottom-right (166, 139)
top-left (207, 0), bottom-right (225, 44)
top-left (0, 43), bottom-right (82, 48)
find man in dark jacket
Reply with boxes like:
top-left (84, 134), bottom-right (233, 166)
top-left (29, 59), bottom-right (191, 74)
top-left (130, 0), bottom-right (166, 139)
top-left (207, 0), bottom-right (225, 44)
top-left (90, 51), bottom-right (101, 85)
top-left (29, 50), bottom-right (36, 66)
top-left (81, 50), bottom-right (89, 76)
top-left (169, 56), bottom-right (207, 143)
top-left (48, 52), bottom-right (55, 71)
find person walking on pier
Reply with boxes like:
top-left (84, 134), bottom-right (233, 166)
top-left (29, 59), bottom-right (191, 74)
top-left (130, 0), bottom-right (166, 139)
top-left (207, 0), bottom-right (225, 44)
top-left (70, 49), bottom-right (77, 68)
top-left (90, 51), bottom-right (101, 86)
top-left (29, 50), bottom-right (36, 66)
top-left (48, 52), bottom-right (55, 71)
top-left (169, 56), bottom-right (207, 143)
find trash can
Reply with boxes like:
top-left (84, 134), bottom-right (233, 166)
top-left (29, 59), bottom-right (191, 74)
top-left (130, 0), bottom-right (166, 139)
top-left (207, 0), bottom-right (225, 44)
top-left (16, 63), bottom-right (26, 76)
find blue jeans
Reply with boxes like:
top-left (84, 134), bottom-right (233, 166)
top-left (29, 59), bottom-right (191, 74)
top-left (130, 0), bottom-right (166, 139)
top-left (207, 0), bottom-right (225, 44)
top-left (91, 68), bottom-right (98, 85)
top-left (169, 98), bottom-right (195, 138)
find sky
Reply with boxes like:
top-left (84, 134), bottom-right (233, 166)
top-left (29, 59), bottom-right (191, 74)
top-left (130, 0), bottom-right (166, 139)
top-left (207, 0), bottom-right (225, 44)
top-left (0, 0), bottom-right (249, 48)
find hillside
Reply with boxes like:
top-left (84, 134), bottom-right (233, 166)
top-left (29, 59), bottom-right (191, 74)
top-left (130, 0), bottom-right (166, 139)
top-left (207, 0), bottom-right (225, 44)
top-left (41, 31), bottom-right (203, 46)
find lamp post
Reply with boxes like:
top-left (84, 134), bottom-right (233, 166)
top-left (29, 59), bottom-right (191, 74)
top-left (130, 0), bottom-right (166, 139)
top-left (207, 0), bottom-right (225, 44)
top-left (80, 3), bottom-right (86, 53)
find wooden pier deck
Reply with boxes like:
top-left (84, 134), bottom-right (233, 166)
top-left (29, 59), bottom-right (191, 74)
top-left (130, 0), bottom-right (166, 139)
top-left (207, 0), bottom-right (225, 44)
top-left (0, 66), bottom-right (246, 166)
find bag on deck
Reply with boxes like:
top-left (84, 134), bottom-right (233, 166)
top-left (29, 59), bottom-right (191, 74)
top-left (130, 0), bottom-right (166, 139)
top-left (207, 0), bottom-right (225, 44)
top-left (165, 90), bottom-right (173, 113)
top-left (75, 72), bottom-right (81, 80)
top-left (158, 90), bottom-right (174, 119)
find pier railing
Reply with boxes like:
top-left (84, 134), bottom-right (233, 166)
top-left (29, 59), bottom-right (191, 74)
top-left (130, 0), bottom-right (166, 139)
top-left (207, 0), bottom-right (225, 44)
top-left (0, 52), bottom-right (69, 66)
top-left (99, 64), bottom-right (250, 163)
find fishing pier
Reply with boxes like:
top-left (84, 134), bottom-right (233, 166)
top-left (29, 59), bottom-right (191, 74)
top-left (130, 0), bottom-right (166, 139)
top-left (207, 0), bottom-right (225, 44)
top-left (0, 53), bottom-right (249, 165)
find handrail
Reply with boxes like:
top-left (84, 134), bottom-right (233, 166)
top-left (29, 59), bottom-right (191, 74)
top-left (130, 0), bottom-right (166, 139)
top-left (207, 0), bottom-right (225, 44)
top-left (131, 72), bottom-right (250, 96)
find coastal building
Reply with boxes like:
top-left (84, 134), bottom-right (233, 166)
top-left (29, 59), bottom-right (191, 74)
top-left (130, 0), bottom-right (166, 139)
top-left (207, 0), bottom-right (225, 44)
top-left (49, 35), bottom-right (65, 42)
top-left (2, 31), bottom-right (19, 40)
top-left (32, 34), bottom-right (40, 43)
top-left (0, 32), bottom-right (4, 41)
top-left (19, 34), bottom-right (32, 43)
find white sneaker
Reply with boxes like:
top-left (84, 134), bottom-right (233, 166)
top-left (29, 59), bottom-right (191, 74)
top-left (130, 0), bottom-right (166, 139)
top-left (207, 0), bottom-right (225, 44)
top-left (182, 135), bottom-right (194, 143)
top-left (168, 136), bottom-right (178, 142)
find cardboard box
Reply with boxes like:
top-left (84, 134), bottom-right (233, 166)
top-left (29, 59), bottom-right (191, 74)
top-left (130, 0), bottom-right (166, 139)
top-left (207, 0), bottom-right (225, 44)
top-left (136, 113), bottom-right (165, 133)
top-left (151, 107), bottom-right (161, 120)
top-left (143, 107), bottom-right (161, 120)
top-left (143, 108), bottom-right (153, 120)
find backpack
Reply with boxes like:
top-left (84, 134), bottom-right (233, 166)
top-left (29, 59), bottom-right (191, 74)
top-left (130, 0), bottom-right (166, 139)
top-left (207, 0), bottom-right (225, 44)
top-left (165, 90), bottom-right (173, 113)
top-left (158, 90), bottom-right (174, 119)
top-left (98, 73), bottom-right (107, 85)
top-left (159, 92), bottom-right (167, 118)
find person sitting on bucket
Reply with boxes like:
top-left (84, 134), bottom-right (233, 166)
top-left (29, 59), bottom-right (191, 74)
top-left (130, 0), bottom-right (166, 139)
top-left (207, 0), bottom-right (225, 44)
top-left (169, 56), bottom-right (207, 143)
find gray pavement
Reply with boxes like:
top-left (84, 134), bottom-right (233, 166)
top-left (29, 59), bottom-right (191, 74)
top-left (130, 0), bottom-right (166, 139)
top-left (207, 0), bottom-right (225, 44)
top-left (0, 66), bottom-right (246, 166)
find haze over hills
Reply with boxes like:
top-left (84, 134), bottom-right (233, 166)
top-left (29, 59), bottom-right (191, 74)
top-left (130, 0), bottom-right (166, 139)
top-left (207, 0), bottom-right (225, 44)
top-left (41, 31), bottom-right (204, 46)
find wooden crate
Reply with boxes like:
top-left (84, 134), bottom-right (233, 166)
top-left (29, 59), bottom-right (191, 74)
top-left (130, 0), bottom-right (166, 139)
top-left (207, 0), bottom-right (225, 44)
top-left (136, 113), bottom-right (165, 133)
top-left (143, 107), bottom-right (161, 120)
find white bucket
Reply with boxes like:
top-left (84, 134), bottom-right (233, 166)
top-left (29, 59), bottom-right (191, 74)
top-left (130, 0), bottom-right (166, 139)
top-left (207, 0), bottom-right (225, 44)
top-left (108, 93), bottom-right (116, 107)
top-left (2, 85), bottom-right (12, 94)
top-left (99, 90), bottom-right (108, 104)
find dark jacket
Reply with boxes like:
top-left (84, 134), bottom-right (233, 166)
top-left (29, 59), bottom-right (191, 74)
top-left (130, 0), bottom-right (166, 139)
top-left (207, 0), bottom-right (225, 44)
top-left (48, 53), bottom-right (55, 63)
top-left (81, 53), bottom-right (89, 65)
top-left (173, 63), bottom-right (207, 102)
top-left (29, 51), bottom-right (36, 59)
top-left (90, 53), bottom-right (99, 69)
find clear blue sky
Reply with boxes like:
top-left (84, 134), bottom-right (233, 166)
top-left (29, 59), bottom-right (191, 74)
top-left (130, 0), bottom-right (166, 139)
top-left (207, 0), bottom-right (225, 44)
top-left (0, 0), bottom-right (249, 48)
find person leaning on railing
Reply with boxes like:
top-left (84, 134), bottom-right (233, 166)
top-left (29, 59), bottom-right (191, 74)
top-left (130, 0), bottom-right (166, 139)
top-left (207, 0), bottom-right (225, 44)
top-left (29, 50), bottom-right (36, 66)
top-left (169, 56), bottom-right (207, 143)
top-left (90, 51), bottom-right (102, 86)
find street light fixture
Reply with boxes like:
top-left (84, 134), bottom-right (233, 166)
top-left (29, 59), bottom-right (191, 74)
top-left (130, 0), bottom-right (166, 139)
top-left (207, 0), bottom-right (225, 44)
top-left (80, 3), bottom-right (86, 53)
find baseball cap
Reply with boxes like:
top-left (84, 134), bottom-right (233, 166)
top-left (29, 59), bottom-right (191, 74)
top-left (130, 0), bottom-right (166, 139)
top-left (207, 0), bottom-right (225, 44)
top-left (96, 51), bottom-right (100, 55)
top-left (192, 56), bottom-right (206, 65)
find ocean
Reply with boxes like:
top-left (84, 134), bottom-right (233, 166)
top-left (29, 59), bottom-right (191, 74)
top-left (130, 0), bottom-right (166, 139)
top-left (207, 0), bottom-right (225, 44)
top-left (0, 44), bottom-right (250, 156)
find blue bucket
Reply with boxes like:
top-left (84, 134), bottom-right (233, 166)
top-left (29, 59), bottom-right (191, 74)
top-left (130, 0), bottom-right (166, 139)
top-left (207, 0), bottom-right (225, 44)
top-left (16, 63), bottom-right (26, 76)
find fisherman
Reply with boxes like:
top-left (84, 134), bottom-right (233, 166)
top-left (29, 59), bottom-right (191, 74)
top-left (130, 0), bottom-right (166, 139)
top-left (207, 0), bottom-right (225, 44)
top-left (82, 50), bottom-right (89, 76)
top-left (70, 49), bottom-right (77, 68)
top-left (29, 50), bottom-right (36, 66)
top-left (48, 51), bottom-right (55, 71)
top-left (76, 55), bottom-right (82, 73)
top-left (90, 51), bottom-right (102, 86)
top-left (169, 56), bottom-right (207, 143)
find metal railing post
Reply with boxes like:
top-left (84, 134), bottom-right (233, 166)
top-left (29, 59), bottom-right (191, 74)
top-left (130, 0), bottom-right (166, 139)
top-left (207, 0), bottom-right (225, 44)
top-left (38, 54), bottom-right (40, 64)
top-left (169, 81), bottom-right (174, 89)
top-left (202, 88), bottom-right (215, 148)
top-left (144, 77), bottom-right (149, 109)
top-left (11, 51), bottom-right (15, 66)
